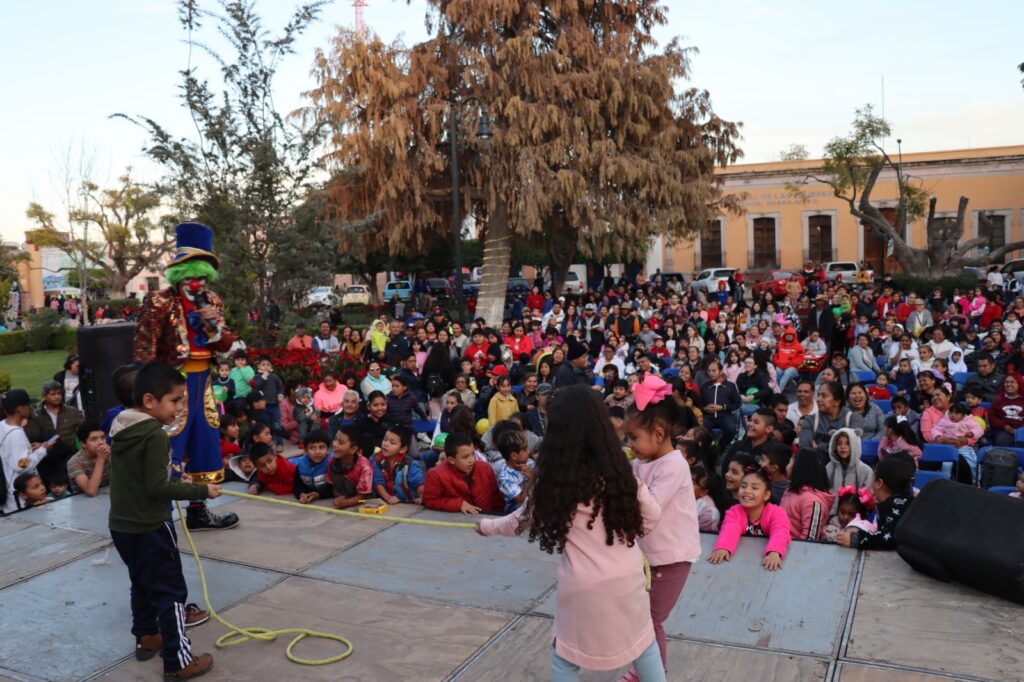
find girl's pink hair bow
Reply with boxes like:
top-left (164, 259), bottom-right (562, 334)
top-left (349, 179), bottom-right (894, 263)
top-left (633, 374), bottom-right (673, 411)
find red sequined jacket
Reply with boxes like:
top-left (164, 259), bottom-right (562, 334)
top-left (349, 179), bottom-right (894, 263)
top-left (133, 287), bottom-right (235, 367)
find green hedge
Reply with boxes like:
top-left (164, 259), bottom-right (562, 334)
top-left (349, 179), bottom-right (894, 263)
top-left (54, 327), bottom-right (78, 351)
top-left (890, 273), bottom-right (979, 299)
top-left (0, 331), bottom-right (27, 355)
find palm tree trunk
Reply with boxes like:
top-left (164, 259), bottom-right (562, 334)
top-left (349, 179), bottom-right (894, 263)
top-left (475, 203), bottom-right (512, 326)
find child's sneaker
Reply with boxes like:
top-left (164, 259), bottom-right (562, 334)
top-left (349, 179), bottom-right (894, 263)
top-left (164, 653), bottom-right (213, 681)
top-left (135, 633), bottom-right (162, 661)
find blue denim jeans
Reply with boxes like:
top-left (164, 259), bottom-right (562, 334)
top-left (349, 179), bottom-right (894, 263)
top-left (265, 403), bottom-right (283, 446)
top-left (550, 640), bottom-right (665, 682)
top-left (777, 367), bottom-right (800, 392)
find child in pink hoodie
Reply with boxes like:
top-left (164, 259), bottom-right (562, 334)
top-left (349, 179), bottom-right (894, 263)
top-left (476, 386), bottom-right (665, 680)
top-left (779, 448), bottom-right (835, 541)
top-left (708, 465), bottom-right (791, 571)
top-left (930, 402), bottom-right (984, 481)
top-left (621, 376), bottom-right (701, 678)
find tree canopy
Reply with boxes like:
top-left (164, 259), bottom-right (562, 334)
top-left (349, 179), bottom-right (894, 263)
top-left (791, 105), bottom-right (1024, 276)
top-left (116, 0), bottom-right (330, 340)
top-left (306, 0), bottom-right (741, 322)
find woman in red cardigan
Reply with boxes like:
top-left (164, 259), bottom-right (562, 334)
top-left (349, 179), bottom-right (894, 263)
top-left (422, 433), bottom-right (504, 514)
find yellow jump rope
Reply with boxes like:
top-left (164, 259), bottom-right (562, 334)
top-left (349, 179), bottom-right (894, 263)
top-left (177, 489), bottom-right (651, 667)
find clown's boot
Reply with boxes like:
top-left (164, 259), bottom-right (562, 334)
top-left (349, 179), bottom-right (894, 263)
top-left (185, 502), bottom-right (239, 531)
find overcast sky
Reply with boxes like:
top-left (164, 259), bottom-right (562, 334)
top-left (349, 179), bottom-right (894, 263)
top-left (1, 0), bottom-right (1021, 242)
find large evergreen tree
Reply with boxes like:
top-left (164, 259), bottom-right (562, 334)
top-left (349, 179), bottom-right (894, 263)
top-left (306, 0), bottom-right (740, 323)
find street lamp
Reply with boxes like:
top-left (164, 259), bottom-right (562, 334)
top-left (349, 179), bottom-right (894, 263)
top-left (449, 98), bottom-right (492, 325)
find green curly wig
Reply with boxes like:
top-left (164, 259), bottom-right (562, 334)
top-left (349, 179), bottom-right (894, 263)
top-left (166, 259), bottom-right (219, 287)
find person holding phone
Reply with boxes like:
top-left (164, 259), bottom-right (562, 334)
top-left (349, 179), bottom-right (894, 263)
top-left (24, 380), bottom-right (83, 491)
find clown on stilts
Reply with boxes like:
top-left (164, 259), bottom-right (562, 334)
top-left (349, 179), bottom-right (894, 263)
top-left (133, 222), bottom-right (240, 531)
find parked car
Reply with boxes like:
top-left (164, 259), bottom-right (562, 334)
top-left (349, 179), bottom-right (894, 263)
top-left (1000, 259), bottom-right (1024, 284)
top-left (752, 270), bottom-right (805, 298)
top-left (822, 261), bottom-right (873, 284)
top-left (506, 277), bottom-right (531, 298)
top-left (544, 270), bottom-right (586, 295)
top-left (382, 279), bottom-right (414, 302)
top-left (962, 266), bottom-right (987, 284)
top-left (302, 286), bottom-right (339, 308)
top-left (426, 278), bottom-right (451, 300)
top-left (462, 280), bottom-right (480, 298)
top-left (690, 268), bottom-right (737, 294)
top-left (340, 285), bottom-right (370, 307)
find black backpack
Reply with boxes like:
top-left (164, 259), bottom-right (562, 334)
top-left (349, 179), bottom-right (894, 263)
top-left (980, 448), bottom-right (1019, 489)
top-left (425, 372), bottom-right (446, 398)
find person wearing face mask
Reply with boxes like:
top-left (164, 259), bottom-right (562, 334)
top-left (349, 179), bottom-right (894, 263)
top-left (133, 222), bottom-right (240, 531)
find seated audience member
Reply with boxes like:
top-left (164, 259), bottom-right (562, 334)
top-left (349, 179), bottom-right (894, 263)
top-left (250, 443), bottom-right (297, 495)
top-left (759, 442), bottom-right (791, 503)
top-left (292, 430), bottom-right (333, 504)
top-left (826, 428), bottom-right (873, 512)
top-left (220, 414), bottom-right (242, 462)
top-left (13, 471), bottom-right (49, 510)
top-left (690, 463), bottom-right (721, 532)
top-left (66, 421), bottom-right (111, 496)
top-left (422, 432), bottom-right (503, 514)
top-left (708, 466), bottom-right (790, 571)
top-left (327, 426), bottom-right (374, 509)
top-left (779, 448), bottom-right (834, 541)
top-left (371, 425), bottom-right (425, 504)
top-left (823, 485), bottom-right (874, 543)
top-left (225, 452), bottom-right (257, 486)
top-left (837, 457), bottom-right (915, 550)
top-left (494, 428), bottom-right (535, 513)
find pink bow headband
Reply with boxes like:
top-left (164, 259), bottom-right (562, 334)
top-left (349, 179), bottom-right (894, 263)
top-left (837, 485), bottom-right (875, 510)
top-left (633, 374), bottom-right (673, 411)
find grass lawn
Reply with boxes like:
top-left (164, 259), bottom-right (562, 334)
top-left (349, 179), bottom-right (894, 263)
top-left (0, 350), bottom-right (68, 393)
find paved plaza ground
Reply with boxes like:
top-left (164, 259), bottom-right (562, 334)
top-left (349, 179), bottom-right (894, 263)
top-left (1, 475), bottom-right (1022, 682)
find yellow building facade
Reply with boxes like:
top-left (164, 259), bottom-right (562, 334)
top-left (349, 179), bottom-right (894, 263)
top-left (661, 145), bottom-right (1024, 276)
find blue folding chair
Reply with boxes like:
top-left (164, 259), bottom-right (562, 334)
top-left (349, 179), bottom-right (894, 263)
top-left (1015, 427), bottom-right (1024, 445)
top-left (660, 357), bottom-right (673, 368)
top-left (920, 443), bottom-right (959, 482)
top-left (663, 368), bottom-right (680, 378)
top-left (872, 399), bottom-right (892, 415)
top-left (952, 372), bottom-right (971, 390)
top-left (988, 486), bottom-right (1017, 495)
top-left (980, 402), bottom-right (991, 411)
top-left (853, 370), bottom-right (876, 384)
top-left (593, 376), bottom-right (605, 388)
top-left (860, 439), bottom-right (880, 465)
top-left (512, 384), bottom-right (524, 394)
top-left (915, 470), bottom-right (946, 490)
top-left (412, 419), bottom-right (437, 435)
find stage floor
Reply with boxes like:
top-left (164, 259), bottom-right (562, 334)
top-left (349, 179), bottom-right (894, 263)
top-left (1, 481), bottom-right (1021, 682)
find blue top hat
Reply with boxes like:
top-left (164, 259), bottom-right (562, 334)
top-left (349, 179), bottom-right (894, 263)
top-left (170, 222), bottom-right (220, 269)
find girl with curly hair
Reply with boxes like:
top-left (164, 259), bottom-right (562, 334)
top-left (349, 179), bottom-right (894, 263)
top-left (476, 385), bottom-right (664, 681)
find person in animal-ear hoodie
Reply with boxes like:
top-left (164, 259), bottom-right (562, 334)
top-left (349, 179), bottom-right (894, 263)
top-left (825, 428), bottom-right (873, 514)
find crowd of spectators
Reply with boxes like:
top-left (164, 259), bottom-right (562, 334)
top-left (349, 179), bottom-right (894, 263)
top-left (4, 265), bottom-right (1024, 559)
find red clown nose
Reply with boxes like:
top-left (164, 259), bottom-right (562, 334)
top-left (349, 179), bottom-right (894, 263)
top-left (187, 279), bottom-right (204, 293)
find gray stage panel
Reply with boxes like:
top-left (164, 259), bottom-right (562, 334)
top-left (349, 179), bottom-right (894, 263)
top-left (846, 551), bottom-right (1024, 681)
top-left (0, 546), bottom-right (281, 682)
top-left (303, 509), bottom-right (558, 612)
top-left (0, 518), bottom-right (110, 589)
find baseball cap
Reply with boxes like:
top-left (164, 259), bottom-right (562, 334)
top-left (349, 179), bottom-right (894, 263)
top-left (536, 382), bottom-right (553, 396)
top-left (2, 389), bottom-right (31, 413)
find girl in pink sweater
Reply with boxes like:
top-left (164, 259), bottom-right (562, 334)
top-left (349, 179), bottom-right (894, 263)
top-left (708, 466), bottom-right (791, 571)
top-left (620, 376), bottom-right (701, 678)
top-left (477, 386), bottom-right (665, 681)
top-left (779, 448), bottom-right (834, 541)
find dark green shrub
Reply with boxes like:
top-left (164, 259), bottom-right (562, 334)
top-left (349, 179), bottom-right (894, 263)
top-left (54, 327), bottom-right (78, 351)
top-left (0, 331), bottom-right (28, 355)
top-left (890, 273), bottom-right (979, 299)
top-left (26, 309), bottom-right (62, 351)
top-left (0, 371), bottom-right (10, 392)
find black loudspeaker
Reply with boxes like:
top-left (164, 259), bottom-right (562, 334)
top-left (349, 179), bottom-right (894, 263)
top-left (78, 323), bottom-right (136, 421)
top-left (896, 479), bottom-right (1024, 604)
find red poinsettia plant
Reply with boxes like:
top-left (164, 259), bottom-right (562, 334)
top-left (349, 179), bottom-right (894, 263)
top-left (244, 348), bottom-right (368, 388)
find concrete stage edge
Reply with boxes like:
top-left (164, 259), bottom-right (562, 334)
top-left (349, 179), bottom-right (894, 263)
top-left (1, 484), bottom-right (1021, 682)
